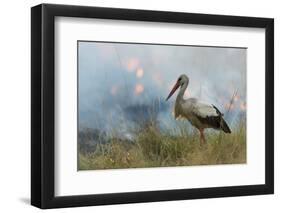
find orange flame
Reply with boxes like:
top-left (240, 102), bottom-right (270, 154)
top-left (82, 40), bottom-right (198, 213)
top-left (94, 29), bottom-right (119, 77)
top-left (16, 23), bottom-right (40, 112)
top-left (126, 58), bottom-right (139, 72)
top-left (136, 68), bottom-right (144, 78)
top-left (134, 83), bottom-right (144, 95)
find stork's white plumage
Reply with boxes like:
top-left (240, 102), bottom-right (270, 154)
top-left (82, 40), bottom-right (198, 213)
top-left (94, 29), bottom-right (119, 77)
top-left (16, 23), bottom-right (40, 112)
top-left (166, 74), bottom-right (231, 145)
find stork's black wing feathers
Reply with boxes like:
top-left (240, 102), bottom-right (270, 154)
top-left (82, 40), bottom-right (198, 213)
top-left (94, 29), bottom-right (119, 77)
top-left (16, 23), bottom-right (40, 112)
top-left (195, 105), bottom-right (231, 133)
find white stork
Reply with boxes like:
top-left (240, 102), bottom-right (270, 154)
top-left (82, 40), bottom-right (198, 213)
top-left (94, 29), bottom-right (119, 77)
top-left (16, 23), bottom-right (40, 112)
top-left (166, 74), bottom-right (231, 145)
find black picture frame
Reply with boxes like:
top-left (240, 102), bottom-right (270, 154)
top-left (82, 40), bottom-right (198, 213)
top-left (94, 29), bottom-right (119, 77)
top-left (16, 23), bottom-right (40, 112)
top-left (31, 3), bottom-right (274, 209)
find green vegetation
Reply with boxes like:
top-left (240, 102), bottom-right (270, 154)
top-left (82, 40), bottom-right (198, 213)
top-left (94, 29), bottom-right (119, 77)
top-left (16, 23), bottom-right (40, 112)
top-left (78, 121), bottom-right (246, 170)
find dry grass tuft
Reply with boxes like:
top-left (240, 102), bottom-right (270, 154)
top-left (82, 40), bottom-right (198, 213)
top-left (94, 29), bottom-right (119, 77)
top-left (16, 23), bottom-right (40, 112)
top-left (78, 120), bottom-right (246, 170)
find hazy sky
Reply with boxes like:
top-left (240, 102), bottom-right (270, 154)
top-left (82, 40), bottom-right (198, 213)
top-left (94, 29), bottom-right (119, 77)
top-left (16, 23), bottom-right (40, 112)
top-left (78, 41), bottom-right (246, 135)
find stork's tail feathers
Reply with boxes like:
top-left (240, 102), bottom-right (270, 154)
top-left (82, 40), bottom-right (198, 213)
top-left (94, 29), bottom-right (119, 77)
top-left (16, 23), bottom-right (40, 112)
top-left (212, 105), bottom-right (231, 133)
top-left (220, 118), bottom-right (231, 133)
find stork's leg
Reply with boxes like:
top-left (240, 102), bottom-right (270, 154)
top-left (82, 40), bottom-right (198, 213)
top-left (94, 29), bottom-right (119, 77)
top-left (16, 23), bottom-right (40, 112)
top-left (199, 129), bottom-right (206, 145)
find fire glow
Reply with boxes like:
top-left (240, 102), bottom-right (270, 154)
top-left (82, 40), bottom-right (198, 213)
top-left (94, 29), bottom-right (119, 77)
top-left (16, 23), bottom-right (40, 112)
top-left (126, 58), bottom-right (139, 72)
top-left (134, 83), bottom-right (144, 95)
top-left (240, 102), bottom-right (247, 111)
top-left (136, 68), bottom-right (144, 78)
top-left (152, 72), bottom-right (163, 87)
top-left (110, 85), bottom-right (119, 96)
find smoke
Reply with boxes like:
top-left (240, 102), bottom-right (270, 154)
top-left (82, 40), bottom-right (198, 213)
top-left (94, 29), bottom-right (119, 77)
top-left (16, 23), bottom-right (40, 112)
top-left (78, 41), bottom-right (246, 134)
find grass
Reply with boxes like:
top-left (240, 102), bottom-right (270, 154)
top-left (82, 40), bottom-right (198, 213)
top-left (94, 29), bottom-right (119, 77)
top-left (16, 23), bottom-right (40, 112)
top-left (78, 120), bottom-right (246, 170)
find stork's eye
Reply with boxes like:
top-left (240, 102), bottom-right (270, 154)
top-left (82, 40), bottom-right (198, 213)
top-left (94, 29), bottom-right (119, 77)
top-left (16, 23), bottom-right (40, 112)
top-left (178, 77), bottom-right (182, 81)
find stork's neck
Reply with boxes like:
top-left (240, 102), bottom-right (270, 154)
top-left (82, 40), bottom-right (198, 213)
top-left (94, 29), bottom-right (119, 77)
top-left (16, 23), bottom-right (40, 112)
top-left (176, 82), bottom-right (188, 102)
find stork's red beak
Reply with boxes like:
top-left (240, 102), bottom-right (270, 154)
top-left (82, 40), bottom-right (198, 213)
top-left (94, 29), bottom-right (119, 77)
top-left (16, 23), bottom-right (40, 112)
top-left (166, 81), bottom-right (180, 101)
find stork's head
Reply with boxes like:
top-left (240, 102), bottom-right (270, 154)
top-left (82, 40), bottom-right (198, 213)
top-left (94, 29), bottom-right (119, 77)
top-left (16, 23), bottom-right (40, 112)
top-left (166, 74), bottom-right (189, 101)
